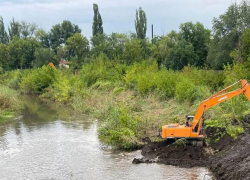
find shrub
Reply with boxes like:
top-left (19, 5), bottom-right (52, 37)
top-left (81, 53), bottom-right (126, 87)
top-left (20, 65), bottom-right (59, 94)
top-left (124, 59), bottom-right (158, 93)
top-left (98, 104), bottom-right (142, 150)
top-left (53, 75), bottom-right (71, 103)
top-left (226, 125), bottom-right (244, 139)
top-left (154, 69), bottom-right (176, 98)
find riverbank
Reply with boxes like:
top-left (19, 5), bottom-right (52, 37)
top-left (0, 84), bottom-right (23, 121)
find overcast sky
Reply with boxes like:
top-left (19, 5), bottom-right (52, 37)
top-left (0, 0), bottom-right (242, 39)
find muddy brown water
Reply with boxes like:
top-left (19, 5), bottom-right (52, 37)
top-left (0, 97), bottom-right (213, 180)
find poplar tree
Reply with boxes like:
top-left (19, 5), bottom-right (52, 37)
top-left (135, 7), bottom-right (147, 39)
top-left (0, 16), bottom-right (8, 44)
top-left (92, 3), bottom-right (103, 36)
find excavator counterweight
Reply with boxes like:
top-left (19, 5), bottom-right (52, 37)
top-left (162, 79), bottom-right (250, 139)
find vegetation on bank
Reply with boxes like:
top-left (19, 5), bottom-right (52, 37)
top-left (1, 57), bottom-right (250, 149)
top-left (0, 84), bottom-right (22, 121)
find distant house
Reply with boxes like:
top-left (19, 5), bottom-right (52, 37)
top-left (59, 60), bottom-right (69, 69)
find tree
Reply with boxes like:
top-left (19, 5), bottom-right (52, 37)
top-left (135, 7), bottom-right (147, 39)
top-left (8, 18), bottom-right (20, 40)
top-left (123, 38), bottom-right (144, 64)
top-left (180, 22), bottom-right (210, 67)
top-left (92, 3), bottom-right (103, 36)
top-left (91, 33), bottom-right (108, 58)
top-left (66, 33), bottom-right (89, 65)
top-left (242, 28), bottom-right (250, 61)
top-left (34, 48), bottom-right (56, 67)
top-left (19, 21), bottom-right (37, 39)
top-left (106, 33), bottom-right (128, 60)
top-left (158, 31), bottom-right (198, 70)
top-left (207, 1), bottom-right (250, 69)
top-left (35, 28), bottom-right (50, 48)
top-left (165, 39), bottom-right (198, 70)
top-left (0, 44), bottom-right (9, 69)
top-left (49, 20), bottom-right (81, 52)
top-left (8, 37), bottom-right (40, 69)
top-left (0, 16), bottom-right (8, 44)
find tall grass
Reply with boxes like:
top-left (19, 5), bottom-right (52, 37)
top-left (0, 84), bottom-right (22, 118)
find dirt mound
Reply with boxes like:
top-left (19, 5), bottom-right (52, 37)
top-left (206, 127), bottom-right (235, 152)
top-left (209, 133), bottom-right (250, 180)
top-left (134, 139), bottom-right (207, 168)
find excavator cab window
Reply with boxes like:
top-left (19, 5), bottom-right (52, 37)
top-left (185, 116), bottom-right (194, 127)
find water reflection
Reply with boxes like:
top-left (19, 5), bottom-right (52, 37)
top-left (0, 96), bottom-right (214, 180)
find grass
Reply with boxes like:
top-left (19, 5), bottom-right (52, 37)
top-left (0, 84), bottom-right (23, 121)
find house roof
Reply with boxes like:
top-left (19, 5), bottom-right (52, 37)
top-left (60, 60), bottom-right (69, 64)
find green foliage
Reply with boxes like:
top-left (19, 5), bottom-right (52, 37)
top-left (8, 18), bottom-right (20, 40)
top-left (207, 1), bottom-right (250, 69)
top-left (135, 7), bottom-right (147, 39)
top-left (52, 75), bottom-right (71, 103)
top-left (154, 69), bottom-right (176, 98)
top-left (179, 22), bottom-right (211, 67)
top-left (20, 65), bottom-right (59, 94)
top-left (81, 54), bottom-right (126, 86)
top-left (175, 77), bottom-right (196, 102)
top-left (98, 104), bottom-right (142, 150)
top-left (0, 84), bottom-right (22, 117)
top-left (175, 75), bottom-right (211, 102)
top-left (174, 138), bottom-right (187, 147)
top-left (34, 48), bottom-right (57, 67)
top-left (92, 3), bottom-right (103, 37)
top-left (123, 38), bottom-right (144, 64)
top-left (124, 59), bottom-right (158, 93)
top-left (0, 16), bottom-right (8, 44)
top-left (242, 28), bottom-right (250, 62)
top-left (226, 126), bottom-right (244, 139)
top-left (66, 33), bottom-right (90, 67)
top-left (106, 33), bottom-right (128, 60)
top-left (49, 20), bottom-right (81, 51)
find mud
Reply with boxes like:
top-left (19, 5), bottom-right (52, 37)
top-left (133, 139), bottom-right (207, 167)
top-left (133, 114), bottom-right (250, 180)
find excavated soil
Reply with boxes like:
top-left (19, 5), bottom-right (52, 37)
top-left (133, 114), bottom-right (250, 180)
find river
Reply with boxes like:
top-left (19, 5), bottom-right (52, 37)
top-left (0, 97), bottom-right (213, 180)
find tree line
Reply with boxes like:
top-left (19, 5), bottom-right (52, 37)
top-left (0, 1), bottom-right (250, 71)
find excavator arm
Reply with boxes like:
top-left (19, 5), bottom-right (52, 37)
top-left (191, 79), bottom-right (250, 134)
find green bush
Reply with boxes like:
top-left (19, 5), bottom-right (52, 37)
top-left (53, 75), bottom-right (71, 103)
top-left (20, 65), bottom-right (59, 94)
top-left (226, 125), bottom-right (244, 139)
top-left (154, 69), bottom-right (176, 98)
top-left (98, 104), bottom-right (142, 150)
top-left (81, 54), bottom-right (126, 87)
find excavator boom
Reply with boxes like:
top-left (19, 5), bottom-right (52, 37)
top-left (162, 79), bottom-right (250, 139)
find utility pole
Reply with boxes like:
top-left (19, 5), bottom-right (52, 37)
top-left (151, 24), bottom-right (154, 43)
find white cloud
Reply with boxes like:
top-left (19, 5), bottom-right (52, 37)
top-left (0, 0), bottom-right (244, 39)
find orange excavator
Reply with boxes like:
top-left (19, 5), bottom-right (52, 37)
top-left (162, 79), bottom-right (250, 139)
